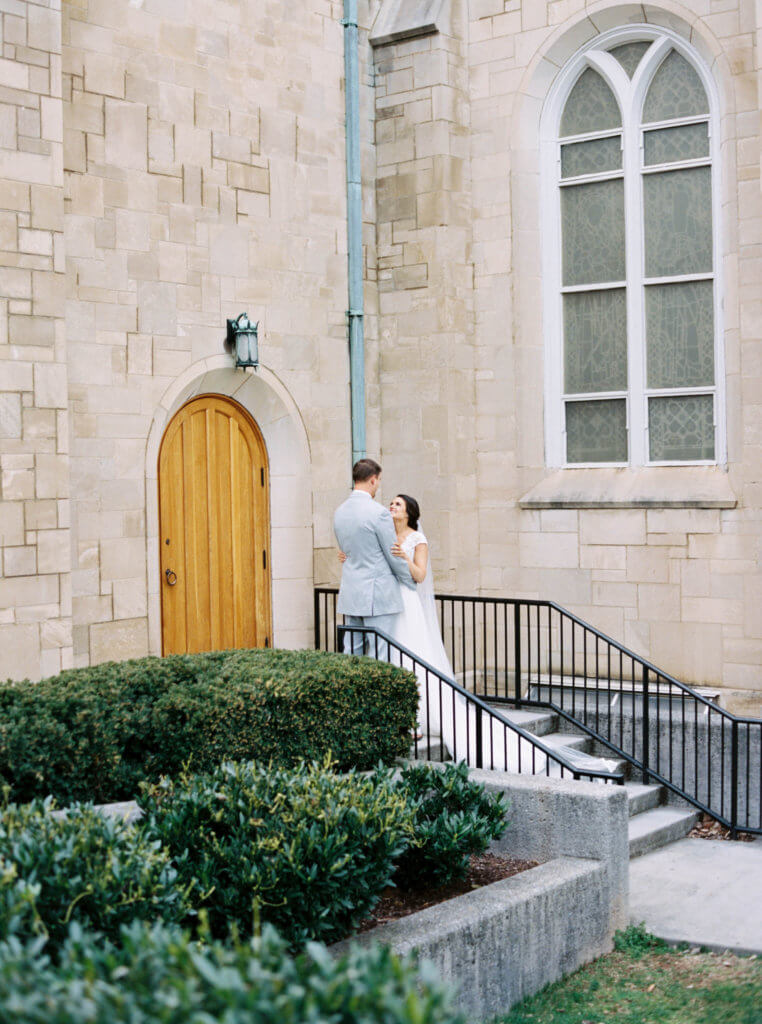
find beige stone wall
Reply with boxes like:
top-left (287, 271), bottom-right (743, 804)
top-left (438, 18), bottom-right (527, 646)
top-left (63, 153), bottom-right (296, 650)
top-left (0, 1), bottom-right (72, 680)
top-left (59, 0), bottom-right (379, 665)
top-left (372, 0), bottom-right (481, 593)
top-left (0, 0), bottom-right (384, 676)
top-left (373, 0), bottom-right (762, 712)
top-left (1, 0), bottom-right (760, 711)
top-left (474, 1), bottom-right (761, 712)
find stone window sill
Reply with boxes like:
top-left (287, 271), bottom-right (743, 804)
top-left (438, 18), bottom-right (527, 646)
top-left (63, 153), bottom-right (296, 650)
top-left (518, 467), bottom-right (737, 510)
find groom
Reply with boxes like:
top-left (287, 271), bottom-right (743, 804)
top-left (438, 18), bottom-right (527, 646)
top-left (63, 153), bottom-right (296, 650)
top-left (334, 458), bottom-right (414, 657)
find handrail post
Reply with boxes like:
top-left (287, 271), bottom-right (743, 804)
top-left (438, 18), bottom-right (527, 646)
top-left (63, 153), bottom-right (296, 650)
top-left (514, 603), bottom-right (522, 708)
top-left (730, 719), bottom-right (738, 839)
top-left (475, 705), bottom-right (483, 769)
top-left (314, 589), bottom-right (321, 650)
top-left (642, 665), bottom-right (650, 785)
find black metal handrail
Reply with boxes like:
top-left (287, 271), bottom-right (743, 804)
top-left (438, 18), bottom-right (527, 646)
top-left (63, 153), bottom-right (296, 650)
top-left (335, 623), bottom-right (624, 784)
top-left (315, 587), bottom-right (762, 835)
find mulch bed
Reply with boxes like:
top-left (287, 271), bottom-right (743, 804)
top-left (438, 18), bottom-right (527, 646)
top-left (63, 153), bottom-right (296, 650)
top-left (688, 812), bottom-right (757, 842)
top-left (358, 853), bottom-right (539, 933)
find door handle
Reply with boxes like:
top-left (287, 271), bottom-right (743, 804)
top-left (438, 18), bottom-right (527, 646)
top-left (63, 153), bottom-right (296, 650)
top-left (165, 568), bottom-right (178, 586)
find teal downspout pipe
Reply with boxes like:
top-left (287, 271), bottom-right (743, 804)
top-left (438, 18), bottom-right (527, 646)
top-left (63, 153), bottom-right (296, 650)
top-left (343, 0), bottom-right (366, 464)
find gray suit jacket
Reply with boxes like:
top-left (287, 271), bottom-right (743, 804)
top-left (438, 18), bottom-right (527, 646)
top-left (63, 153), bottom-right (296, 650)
top-left (334, 491), bottom-right (415, 617)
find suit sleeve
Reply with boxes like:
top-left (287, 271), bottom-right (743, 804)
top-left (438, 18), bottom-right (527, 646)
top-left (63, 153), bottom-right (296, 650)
top-left (373, 510), bottom-right (415, 588)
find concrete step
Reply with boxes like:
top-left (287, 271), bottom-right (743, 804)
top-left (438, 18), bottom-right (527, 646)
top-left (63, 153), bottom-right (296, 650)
top-left (410, 736), bottom-right (450, 762)
top-left (628, 806), bottom-right (701, 859)
top-left (527, 676), bottom-right (721, 704)
top-left (624, 782), bottom-right (665, 817)
top-left (539, 731), bottom-right (591, 753)
top-left (486, 705), bottom-right (559, 738)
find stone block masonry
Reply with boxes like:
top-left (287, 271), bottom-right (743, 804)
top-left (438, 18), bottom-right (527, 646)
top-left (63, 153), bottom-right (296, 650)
top-left (0, 0), bottom-right (385, 674)
top-left (370, 0), bottom-right (762, 712)
top-left (0, 0), bottom-right (72, 681)
top-left (1, 0), bottom-right (761, 700)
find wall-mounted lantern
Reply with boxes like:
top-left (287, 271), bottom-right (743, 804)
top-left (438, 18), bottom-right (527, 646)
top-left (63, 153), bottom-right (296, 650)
top-left (226, 313), bottom-right (259, 368)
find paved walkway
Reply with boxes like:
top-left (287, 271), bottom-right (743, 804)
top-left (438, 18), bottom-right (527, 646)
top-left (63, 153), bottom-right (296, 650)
top-left (629, 836), bottom-right (762, 955)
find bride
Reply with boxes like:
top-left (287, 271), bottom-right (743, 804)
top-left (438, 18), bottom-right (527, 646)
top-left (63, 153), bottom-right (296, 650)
top-left (383, 494), bottom-right (545, 774)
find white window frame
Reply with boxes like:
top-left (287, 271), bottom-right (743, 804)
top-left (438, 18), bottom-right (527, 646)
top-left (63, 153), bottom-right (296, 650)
top-left (540, 26), bottom-right (725, 468)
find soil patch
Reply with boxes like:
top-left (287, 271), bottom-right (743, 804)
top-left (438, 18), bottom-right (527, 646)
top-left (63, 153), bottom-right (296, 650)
top-left (358, 853), bottom-right (539, 933)
top-left (689, 813), bottom-right (756, 842)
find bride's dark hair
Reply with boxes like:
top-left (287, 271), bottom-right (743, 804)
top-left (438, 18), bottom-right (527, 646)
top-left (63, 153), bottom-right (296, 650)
top-left (397, 494), bottom-right (420, 531)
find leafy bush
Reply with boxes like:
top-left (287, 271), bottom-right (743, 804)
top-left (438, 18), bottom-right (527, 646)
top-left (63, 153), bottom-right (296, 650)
top-left (0, 799), bottom-right (187, 951)
top-left (138, 758), bottom-right (415, 948)
top-left (0, 920), bottom-right (464, 1024)
top-left (391, 762), bottom-right (509, 890)
top-left (614, 922), bottom-right (670, 957)
top-left (0, 649), bottom-right (418, 803)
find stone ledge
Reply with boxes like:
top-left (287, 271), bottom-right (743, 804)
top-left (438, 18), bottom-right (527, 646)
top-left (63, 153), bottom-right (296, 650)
top-left (370, 0), bottom-right (446, 47)
top-left (519, 467), bottom-right (737, 510)
top-left (333, 857), bottom-right (610, 1021)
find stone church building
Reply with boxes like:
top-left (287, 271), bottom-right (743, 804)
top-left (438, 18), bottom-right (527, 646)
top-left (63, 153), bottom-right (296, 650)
top-left (0, 0), bottom-right (760, 712)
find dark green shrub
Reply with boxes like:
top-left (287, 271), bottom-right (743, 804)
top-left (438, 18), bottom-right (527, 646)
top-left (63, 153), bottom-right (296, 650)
top-left (391, 762), bottom-right (509, 890)
top-left (138, 758), bottom-right (415, 948)
top-left (614, 922), bottom-right (670, 957)
top-left (0, 920), bottom-right (464, 1024)
top-left (0, 649), bottom-right (418, 803)
top-left (0, 799), bottom-right (187, 951)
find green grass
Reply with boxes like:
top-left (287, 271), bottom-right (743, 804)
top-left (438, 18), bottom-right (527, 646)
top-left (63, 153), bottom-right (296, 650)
top-left (495, 925), bottom-right (762, 1024)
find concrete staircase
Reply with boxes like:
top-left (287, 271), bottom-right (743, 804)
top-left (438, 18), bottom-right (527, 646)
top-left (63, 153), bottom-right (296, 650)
top-left (416, 703), bottom-right (700, 859)
top-left (500, 705), bottom-right (700, 859)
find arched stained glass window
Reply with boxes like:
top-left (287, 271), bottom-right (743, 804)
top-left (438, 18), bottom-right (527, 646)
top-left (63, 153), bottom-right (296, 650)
top-left (545, 32), bottom-right (721, 466)
top-left (560, 68), bottom-right (622, 136)
top-left (643, 50), bottom-right (709, 122)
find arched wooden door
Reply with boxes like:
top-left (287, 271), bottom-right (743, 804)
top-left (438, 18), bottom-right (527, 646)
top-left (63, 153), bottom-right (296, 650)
top-left (158, 394), bottom-right (271, 654)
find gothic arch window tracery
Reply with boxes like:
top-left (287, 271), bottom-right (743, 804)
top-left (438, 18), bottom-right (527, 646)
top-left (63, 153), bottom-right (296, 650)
top-left (541, 29), bottom-right (724, 467)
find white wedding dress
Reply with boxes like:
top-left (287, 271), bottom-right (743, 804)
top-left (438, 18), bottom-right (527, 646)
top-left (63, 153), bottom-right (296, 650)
top-left (388, 530), bottom-right (545, 774)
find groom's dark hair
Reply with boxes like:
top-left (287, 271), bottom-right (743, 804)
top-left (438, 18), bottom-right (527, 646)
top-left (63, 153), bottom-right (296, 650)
top-left (352, 458), bottom-right (382, 483)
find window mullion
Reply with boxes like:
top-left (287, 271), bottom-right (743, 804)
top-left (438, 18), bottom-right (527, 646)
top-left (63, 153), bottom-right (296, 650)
top-left (624, 106), bottom-right (645, 464)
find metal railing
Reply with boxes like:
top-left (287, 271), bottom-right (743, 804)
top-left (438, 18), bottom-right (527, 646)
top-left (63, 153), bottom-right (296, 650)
top-left (315, 588), bottom-right (762, 835)
top-left (335, 623), bottom-right (624, 783)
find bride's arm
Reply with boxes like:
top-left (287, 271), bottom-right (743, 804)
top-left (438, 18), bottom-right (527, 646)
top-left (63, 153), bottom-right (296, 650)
top-left (391, 540), bottom-right (428, 583)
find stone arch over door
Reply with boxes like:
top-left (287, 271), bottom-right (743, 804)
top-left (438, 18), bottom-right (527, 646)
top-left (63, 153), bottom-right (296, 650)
top-left (146, 357), bottom-right (313, 654)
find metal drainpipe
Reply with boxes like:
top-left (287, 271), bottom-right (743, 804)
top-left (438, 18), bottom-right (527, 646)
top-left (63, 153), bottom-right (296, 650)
top-left (343, 0), bottom-right (366, 464)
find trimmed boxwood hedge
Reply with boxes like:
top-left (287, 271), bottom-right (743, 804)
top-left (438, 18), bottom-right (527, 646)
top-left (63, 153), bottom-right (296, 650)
top-left (0, 649), bottom-right (418, 804)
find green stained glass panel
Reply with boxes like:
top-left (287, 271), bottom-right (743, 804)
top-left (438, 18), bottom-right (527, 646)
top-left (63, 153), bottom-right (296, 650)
top-left (564, 289), bottom-right (627, 393)
top-left (643, 50), bottom-right (708, 123)
top-left (649, 395), bottom-right (714, 461)
top-left (609, 41), bottom-right (651, 78)
top-left (561, 136), bottom-right (622, 178)
top-left (566, 399), bottom-right (627, 463)
top-left (561, 67), bottom-right (622, 137)
top-left (646, 281), bottom-right (714, 389)
top-left (644, 122), bottom-right (709, 165)
top-left (644, 167), bottom-right (712, 277)
top-left (562, 179), bottom-right (625, 285)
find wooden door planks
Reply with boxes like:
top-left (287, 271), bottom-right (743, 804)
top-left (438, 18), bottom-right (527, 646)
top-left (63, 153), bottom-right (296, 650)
top-left (158, 394), bottom-right (271, 655)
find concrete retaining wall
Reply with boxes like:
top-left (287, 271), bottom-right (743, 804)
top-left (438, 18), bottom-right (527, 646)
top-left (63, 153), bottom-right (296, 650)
top-left (334, 857), bottom-right (608, 1022)
top-left (553, 700), bottom-right (761, 829)
top-left (469, 767), bottom-right (629, 937)
top-left (335, 767), bottom-right (629, 1021)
